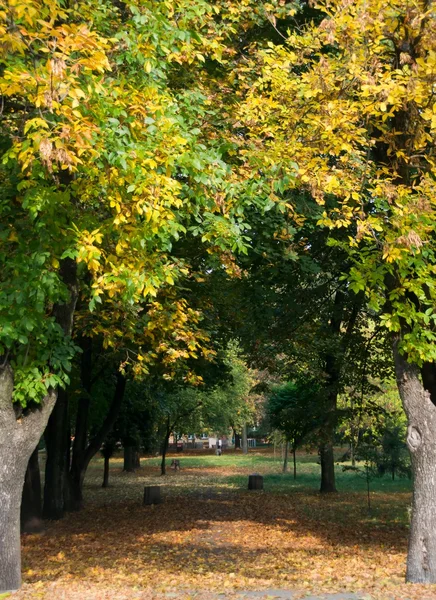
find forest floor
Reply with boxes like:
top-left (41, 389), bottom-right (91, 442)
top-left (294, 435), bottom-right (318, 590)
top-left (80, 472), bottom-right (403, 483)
top-left (11, 450), bottom-right (436, 600)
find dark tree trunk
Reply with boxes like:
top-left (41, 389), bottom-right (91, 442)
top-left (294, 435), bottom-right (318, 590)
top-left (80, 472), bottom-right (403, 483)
top-left (68, 372), bottom-right (126, 510)
top-left (242, 423), bottom-right (248, 454)
top-left (234, 430), bottom-right (241, 449)
top-left (134, 450), bottom-right (140, 469)
top-left (123, 446), bottom-right (135, 472)
top-left (21, 446), bottom-right (42, 533)
top-left (102, 455), bottom-right (110, 488)
top-left (161, 420), bottom-right (171, 476)
top-left (43, 387), bottom-right (69, 520)
top-left (319, 441), bottom-right (336, 493)
top-left (293, 445), bottom-right (297, 480)
top-left (67, 336), bottom-right (92, 511)
top-left (282, 440), bottom-right (289, 473)
top-left (394, 341), bottom-right (436, 583)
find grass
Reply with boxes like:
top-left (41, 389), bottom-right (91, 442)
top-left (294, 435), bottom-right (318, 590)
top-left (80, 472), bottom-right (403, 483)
top-left (15, 448), bottom-right (434, 600)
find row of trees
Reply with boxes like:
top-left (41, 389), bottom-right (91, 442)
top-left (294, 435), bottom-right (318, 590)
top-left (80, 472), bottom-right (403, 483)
top-left (1, 0), bottom-right (436, 590)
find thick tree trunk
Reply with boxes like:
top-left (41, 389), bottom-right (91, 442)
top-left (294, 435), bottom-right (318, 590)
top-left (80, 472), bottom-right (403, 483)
top-left (67, 468), bottom-right (85, 511)
top-left (319, 441), bottom-right (336, 493)
top-left (43, 387), bottom-right (69, 520)
top-left (0, 258), bottom-right (78, 592)
top-left (234, 430), bottom-right (241, 449)
top-left (68, 396), bottom-right (89, 511)
top-left (21, 446), bottom-right (42, 533)
top-left (242, 423), bottom-right (248, 454)
top-left (0, 367), bottom-right (57, 593)
top-left (282, 440), bottom-right (289, 473)
top-left (393, 341), bottom-right (436, 583)
top-left (123, 445), bottom-right (135, 472)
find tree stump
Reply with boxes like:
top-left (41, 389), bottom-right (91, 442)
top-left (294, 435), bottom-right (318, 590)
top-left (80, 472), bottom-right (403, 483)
top-left (248, 474), bottom-right (263, 490)
top-left (143, 486), bottom-right (162, 505)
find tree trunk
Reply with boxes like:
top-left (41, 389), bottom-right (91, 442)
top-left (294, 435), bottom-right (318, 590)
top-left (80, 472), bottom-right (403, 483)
top-left (43, 387), bottom-right (69, 520)
top-left (161, 420), bottom-right (171, 476)
top-left (0, 367), bottom-right (57, 593)
top-left (283, 440), bottom-right (289, 473)
top-left (242, 423), bottom-right (248, 455)
top-left (21, 446), bottom-right (42, 533)
top-left (234, 428), bottom-right (241, 449)
top-left (0, 258), bottom-right (78, 592)
top-left (102, 455), bottom-right (110, 488)
top-left (293, 445), bottom-right (297, 480)
top-left (0, 451), bottom-right (27, 593)
top-left (394, 340), bottom-right (436, 583)
top-left (68, 394), bottom-right (89, 511)
top-left (123, 445), bottom-right (135, 472)
top-left (319, 440), bottom-right (336, 493)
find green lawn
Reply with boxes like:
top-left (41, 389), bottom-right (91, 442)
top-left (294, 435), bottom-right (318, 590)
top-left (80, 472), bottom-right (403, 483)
top-left (82, 448), bottom-right (412, 526)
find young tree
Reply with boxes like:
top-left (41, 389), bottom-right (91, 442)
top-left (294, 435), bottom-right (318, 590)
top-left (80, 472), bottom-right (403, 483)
top-left (267, 381), bottom-right (322, 479)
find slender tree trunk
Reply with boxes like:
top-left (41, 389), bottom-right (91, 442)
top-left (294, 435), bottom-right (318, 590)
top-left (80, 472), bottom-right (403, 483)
top-left (282, 440), bottom-right (289, 473)
top-left (102, 455), bottom-right (110, 488)
top-left (293, 445), bottom-right (297, 480)
top-left (43, 387), bottom-right (69, 519)
top-left (21, 446), bottom-right (42, 533)
top-left (161, 420), bottom-right (171, 476)
top-left (393, 340), bottom-right (436, 583)
top-left (242, 423), bottom-right (248, 455)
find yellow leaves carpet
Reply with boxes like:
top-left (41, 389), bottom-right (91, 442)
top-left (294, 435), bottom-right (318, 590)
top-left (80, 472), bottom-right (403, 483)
top-left (13, 461), bottom-right (436, 600)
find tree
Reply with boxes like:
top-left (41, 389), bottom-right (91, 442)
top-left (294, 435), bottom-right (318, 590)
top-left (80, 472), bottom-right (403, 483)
top-left (0, 0), bottom-right (273, 589)
top-left (267, 381), bottom-right (322, 479)
top-left (239, 0), bottom-right (436, 582)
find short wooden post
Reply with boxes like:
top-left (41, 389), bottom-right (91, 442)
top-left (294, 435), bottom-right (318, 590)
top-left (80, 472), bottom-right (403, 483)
top-left (143, 485), bottom-right (162, 505)
top-left (248, 474), bottom-right (263, 490)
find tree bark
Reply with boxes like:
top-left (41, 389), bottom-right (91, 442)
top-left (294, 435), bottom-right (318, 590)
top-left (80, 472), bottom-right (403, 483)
top-left (43, 387), bottom-right (69, 519)
top-left (0, 257), bottom-right (78, 592)
top-left (21, 446), bottom-right (42, 533)
top-left (123, 445), bottom-right (135, 472)
top-left (393, 340), bottom-right (436, 583)
top-left (319, 440), bottom-right (336, 493)
top-left (234, 430), bottom-right (241, 449)
top-left (0, 367), bottom-right (57, 593)
top-left (242, 423), bottom-right (248, 454)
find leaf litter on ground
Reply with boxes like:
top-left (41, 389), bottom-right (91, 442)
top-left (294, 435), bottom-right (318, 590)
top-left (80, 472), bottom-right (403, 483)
top-left (13, 452), bottom-right (436, 600)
